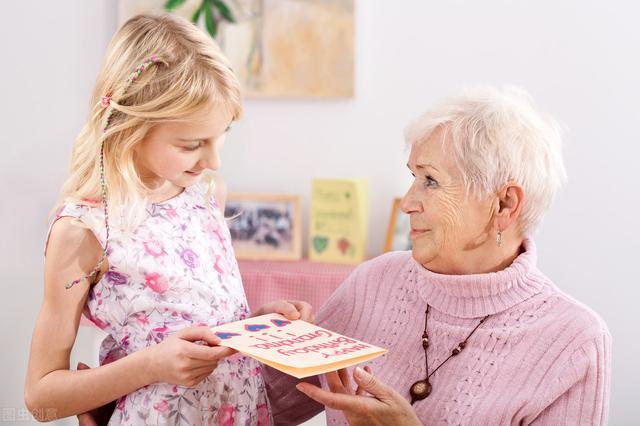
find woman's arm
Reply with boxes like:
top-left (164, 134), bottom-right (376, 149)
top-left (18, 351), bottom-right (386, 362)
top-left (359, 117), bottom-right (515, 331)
top-left (530, 331), bottom-right (611, 425)
top-left (24, 217), bottom-right (156, 421)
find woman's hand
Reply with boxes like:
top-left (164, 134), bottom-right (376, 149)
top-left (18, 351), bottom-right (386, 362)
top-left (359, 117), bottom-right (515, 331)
top-left (75, 362), bottom-right (116, 426)
top-left (296, 366), bottom-right (422, 426)
top-left (253, 299), bottom-right (314, 323)
top-left (146, 326), bottom-right (236, 387)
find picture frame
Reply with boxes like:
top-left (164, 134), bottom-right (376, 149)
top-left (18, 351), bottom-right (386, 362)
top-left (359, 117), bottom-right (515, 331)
top-left (224, 193), bottom-right (302, 261)
top-left (384, 197), bottom-right (412, 252)
top-left (118, 0), bottom-right (354, 98)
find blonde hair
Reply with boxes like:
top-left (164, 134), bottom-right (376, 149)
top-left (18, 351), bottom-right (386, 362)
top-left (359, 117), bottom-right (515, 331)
top-left (57, 12), bottom-right (241, 229)
top-left (404, 86), bottom-right (567, 234)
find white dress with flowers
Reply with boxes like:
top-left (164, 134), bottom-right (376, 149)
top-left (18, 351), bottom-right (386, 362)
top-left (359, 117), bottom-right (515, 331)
top-left (51, 183), bottom-right (271, 425)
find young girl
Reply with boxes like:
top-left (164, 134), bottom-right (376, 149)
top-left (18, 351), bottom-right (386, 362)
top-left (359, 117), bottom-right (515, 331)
top-left (24, 12), bottom-right (309, 425)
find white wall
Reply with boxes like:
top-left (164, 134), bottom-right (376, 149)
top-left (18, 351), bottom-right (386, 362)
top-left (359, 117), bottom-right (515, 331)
top-left (1, 1), bottom-right (637, 424)
top-left (0, 2), bottom-right (118, 425)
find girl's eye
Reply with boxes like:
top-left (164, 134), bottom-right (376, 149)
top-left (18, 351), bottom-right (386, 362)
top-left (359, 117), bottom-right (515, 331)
top-left (183, 143), bottom-right (201, 151)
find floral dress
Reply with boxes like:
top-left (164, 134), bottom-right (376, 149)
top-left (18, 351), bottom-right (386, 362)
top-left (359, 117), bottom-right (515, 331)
top-left (49, 183), bottom-right (271, 425)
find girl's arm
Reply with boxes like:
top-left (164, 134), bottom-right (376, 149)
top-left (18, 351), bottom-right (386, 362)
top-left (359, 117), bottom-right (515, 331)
top-left (24, 217), bottom-right (155, 421)
top-left (25, 217), bottom-right (235, 422)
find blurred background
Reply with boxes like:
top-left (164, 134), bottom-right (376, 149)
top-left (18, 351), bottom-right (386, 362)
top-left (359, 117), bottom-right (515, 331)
top-left (1, 1), bottom-right (638, 424)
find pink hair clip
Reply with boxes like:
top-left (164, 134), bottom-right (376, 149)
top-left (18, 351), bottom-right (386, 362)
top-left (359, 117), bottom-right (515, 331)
top-left (100, 95), bottom-right (112, 108)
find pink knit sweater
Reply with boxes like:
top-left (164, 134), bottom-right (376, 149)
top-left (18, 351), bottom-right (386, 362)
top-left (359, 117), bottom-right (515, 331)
top-left (265, 238), bottom-right (611, 425)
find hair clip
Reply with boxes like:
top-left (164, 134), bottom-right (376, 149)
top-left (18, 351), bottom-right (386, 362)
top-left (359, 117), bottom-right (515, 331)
top-left (100, 95), bottom-right (112, 108)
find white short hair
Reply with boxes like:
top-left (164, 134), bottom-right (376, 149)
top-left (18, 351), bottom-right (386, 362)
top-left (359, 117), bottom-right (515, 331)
top-left (404, 86), bottom-right (567, 234)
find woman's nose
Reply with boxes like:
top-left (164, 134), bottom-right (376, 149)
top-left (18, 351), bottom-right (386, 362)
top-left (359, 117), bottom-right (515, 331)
top-left (400, 185), bottom-right (421, 214)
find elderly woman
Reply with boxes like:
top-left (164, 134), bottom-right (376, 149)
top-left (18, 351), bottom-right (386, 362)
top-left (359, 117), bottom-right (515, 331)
top-left (266, 87), bottom-right (611, 425)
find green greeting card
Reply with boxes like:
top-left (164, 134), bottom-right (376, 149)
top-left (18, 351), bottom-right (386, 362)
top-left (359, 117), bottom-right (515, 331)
top-left (309, 178), bottom-right (368, 264)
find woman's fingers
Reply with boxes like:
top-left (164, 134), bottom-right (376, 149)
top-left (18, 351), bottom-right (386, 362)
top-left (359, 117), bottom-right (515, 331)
top-left (275, 300), bottom-right (301, 320)
top-left (355, 365), bottom-right (372, 396)
top-left (254, 299), bottom-right (314, 321)
top-left (288, 300), bottom-right (314, 322)
top-left (325, 370), bottom-right (344, 393)
top-left (257, 300), bottom-right (299, 320)
top-left (337, 368), bottom-right (354, 394)
top-left (352, 367), bottom-right (394, 402)
top-left (296, 382), bottom-right (366, 412)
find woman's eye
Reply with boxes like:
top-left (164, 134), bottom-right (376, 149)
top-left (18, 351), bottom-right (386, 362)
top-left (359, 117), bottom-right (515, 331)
top-left (183, 143), bottom-right (201, 151)
top-left (423, 175), bottom-right (438, 188)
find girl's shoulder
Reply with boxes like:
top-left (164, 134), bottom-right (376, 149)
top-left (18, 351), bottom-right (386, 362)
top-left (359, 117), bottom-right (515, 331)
top-left (54, 199), bottom-right (99, 218)
top-left (57, 199), bottom-right (105, 230)
top-left (45, 200), bottom-right (107, 255)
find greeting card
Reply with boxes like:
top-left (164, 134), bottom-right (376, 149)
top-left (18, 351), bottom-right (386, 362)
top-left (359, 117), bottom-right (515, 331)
top-left (309, 178), bottom-right (368, 264)
top-left (210, 313), bottom-right (386, 378)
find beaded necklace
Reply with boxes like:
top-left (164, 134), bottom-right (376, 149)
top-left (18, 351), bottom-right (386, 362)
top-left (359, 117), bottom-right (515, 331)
top-left (409, 305), bottom-right (490, 404)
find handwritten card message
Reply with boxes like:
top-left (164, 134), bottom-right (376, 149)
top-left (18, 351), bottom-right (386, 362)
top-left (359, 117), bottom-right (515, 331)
top-left (210, 313), bottom-right (386, 378)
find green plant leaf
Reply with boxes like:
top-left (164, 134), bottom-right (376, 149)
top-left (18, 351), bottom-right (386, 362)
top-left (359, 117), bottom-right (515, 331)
top-left (164, 0), bottom-right (187, 11)
top-left (191, 1), bottom-right (204, 23)
top-left (204, 2), bottom-right (218, 38)
top-left (213, 0), bottom-right (236, 23)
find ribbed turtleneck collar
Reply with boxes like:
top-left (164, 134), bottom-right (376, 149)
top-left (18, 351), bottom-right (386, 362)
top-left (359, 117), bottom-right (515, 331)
top-left (410, 238), bottom-right (546, 318)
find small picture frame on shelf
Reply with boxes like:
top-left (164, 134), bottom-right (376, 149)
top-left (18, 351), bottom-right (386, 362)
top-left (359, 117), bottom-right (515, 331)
top-left (224, 193), bottom-right (302, 261)
top-left (384, 197), bottom-right (412, 252)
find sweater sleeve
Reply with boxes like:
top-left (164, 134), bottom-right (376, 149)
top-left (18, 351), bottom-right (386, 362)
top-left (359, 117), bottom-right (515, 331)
top-left (265, 263), bottom-right (366, 425)
top-left (530, 327), bottom-right (611, 425)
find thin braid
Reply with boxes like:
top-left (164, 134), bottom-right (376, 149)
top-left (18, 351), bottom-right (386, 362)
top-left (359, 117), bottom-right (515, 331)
top-left (65, 56), bottom-right (160, 289)
top-left (102, 56), bottom-right (159, 130)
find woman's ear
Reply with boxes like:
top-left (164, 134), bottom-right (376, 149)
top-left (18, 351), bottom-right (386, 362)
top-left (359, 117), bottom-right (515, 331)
top-left (494, 182), bottom-right (525, 232)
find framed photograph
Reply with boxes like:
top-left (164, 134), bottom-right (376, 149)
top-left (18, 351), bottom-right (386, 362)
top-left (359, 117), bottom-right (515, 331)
top-left (384, 197), bottom-right (412, 252)
top-left (224, 193), bottom-right (302, 261)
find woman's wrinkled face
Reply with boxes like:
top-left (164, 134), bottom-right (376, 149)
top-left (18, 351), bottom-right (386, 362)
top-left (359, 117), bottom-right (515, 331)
top-left (401, 127), bottom-right (496, 274)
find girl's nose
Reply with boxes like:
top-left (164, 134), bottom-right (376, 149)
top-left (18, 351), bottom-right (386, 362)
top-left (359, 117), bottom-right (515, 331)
top-left (200, 144), bottom-right (221, 171)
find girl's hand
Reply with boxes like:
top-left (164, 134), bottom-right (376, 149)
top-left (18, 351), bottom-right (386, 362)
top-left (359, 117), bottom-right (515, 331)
top-left (296, 366), bottom-right (422, 426)
top-left (253, 300), bottom-right (314, 323)
top-left (147, 326), bottom-right (236, 387)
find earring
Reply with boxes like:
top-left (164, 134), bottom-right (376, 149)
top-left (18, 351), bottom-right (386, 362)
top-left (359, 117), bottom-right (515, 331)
top-left (496, 229), bottom-right (502, 247)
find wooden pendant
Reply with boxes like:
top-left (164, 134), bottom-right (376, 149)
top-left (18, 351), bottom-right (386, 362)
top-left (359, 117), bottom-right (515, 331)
top-left (409, 379), bottom-right (432, 404)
